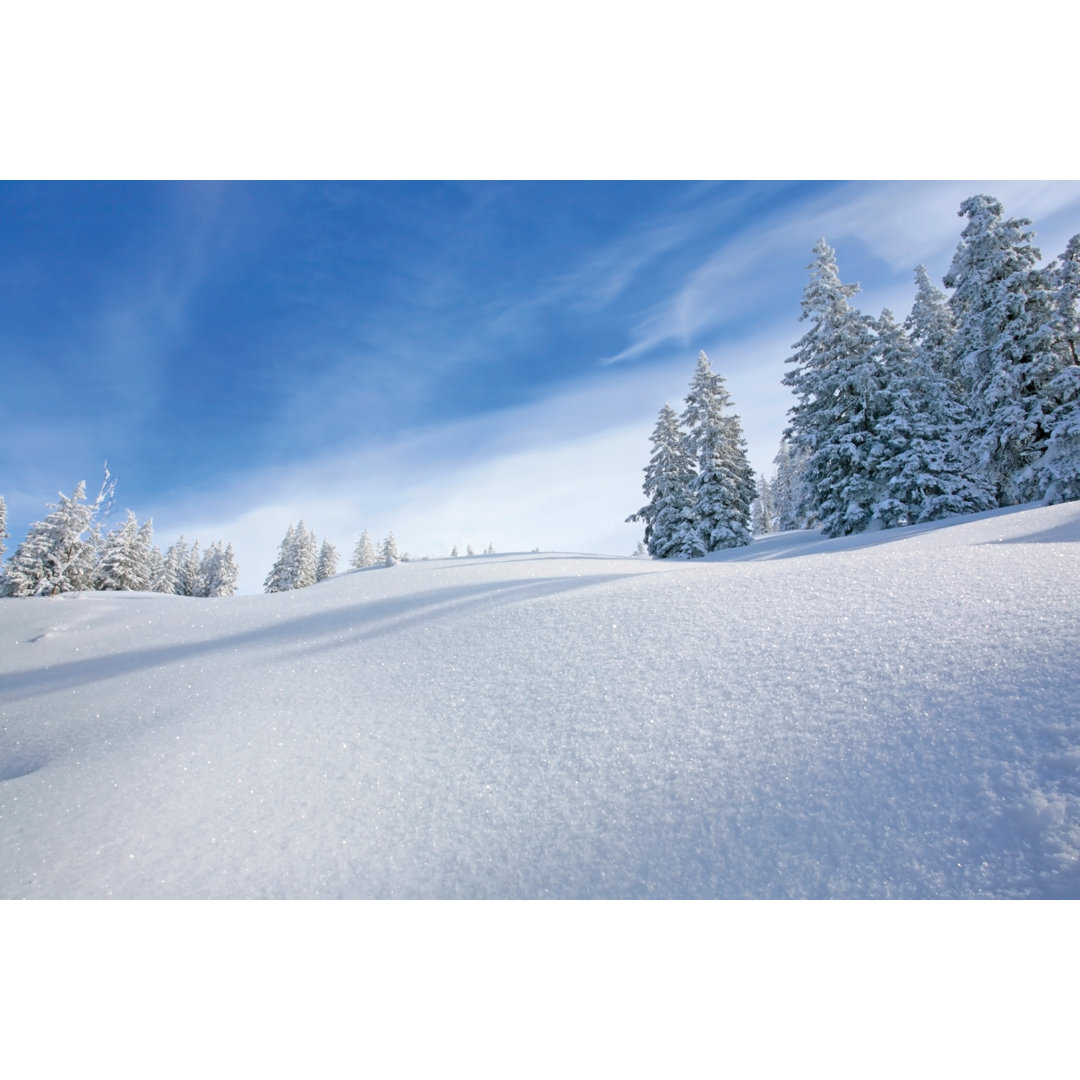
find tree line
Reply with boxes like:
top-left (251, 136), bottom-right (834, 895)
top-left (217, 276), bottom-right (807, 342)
top-left (0, 473), bottom-right (238, 597)
top-left (761, 195), bottom-right (1079, 538)
top-left (629, 193), bottom-right (1080, 554)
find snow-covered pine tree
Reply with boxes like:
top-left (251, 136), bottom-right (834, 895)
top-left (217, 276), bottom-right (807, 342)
top-left (136, 519), bottom-right (155, 588)
top-left (484, 542), bottom-right (495, 555)
top-left (95, 510), bottom-right (149, 590)
top-left (783, 240), bottom-right (884, 537)
top-left (772, 438), bottom-right (813, 531)
top-left (147, 542), bottom-right (166, 593)
top-left (350, 529), bottom-right (377, 569)
top-left (626, 402), bottom-right (697, 558)
top-left (294, 521), bottom-right (318, 588)
top-left (680, 351), bottom-right (755, 552)
top-left (181, 540), bottom-right (204, 597)
top-left (943, 195), bottom-right (1062, 504)
top-left (0, 480), bottom-right (102, 596)
top-left (0, 495), bottom-right (7, 562)
top-left (159, 536), bottom-right (187, 595)
top-left (201, 541), bottom-right (240, 597)
top-left (265, 524), bottom-right (299, 593)
top-left (466, 543), bottom-right (475, 556)
top-left (381, 532), bottom-right (399, 565)
top-left (870, 309), bottom-right (991, 526)
top-left (450, 544), bottom-right (459, 557)
top-left (751, 474), bottom-right (776, 535)
top-left (870, 274), bottom-right (995, 526)
top-left (316, 540), bottom-right (338, 582)
top-left (1033, 234), bottom-right (1080, 503)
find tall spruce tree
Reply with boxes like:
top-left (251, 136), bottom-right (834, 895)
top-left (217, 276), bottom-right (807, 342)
top-left (943, 194), bottom-right (1061, 504)
top-left (0, 495), bottom-right (7, 563)
top-left (1034, 234), bottom-right (1080, 502)
top-left (783, 239), bottom-right (883, 536)
top-left (680, 351), bottom-right (755, 552)
top-left (626, 402), bottom-right (696, 558)
top-left (874, 275), bottom-right (995, 524)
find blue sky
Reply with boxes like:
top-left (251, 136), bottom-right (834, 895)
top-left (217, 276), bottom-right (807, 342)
top-left (3, 180), bottom-right (1079, 588)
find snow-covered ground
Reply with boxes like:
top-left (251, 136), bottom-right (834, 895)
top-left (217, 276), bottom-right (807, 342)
top-left (2, 501), bottom-right (1079, 899)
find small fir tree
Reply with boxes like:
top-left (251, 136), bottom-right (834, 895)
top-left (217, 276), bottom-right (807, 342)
top-left (316, 540), bottom-right (338, 582)
top-left (350, 529), bottom-right (377, 569)
top-left (381, 532), bottom-right (399, 565)
top-left (751, 474), bottom-right (776, 536)
top-left (201, 541), bottom-right (240, 597)
top-left (265, 524), bottom-right (299, 593)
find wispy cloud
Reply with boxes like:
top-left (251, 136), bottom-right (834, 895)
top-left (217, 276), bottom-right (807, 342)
top-left (599, 181), bottom-right (1080, 369)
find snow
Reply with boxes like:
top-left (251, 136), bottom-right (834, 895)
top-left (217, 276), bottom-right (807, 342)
top-left (2, 501), bottom-right (1079, 898)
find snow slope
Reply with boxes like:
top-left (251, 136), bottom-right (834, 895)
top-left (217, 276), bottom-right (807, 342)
top-left (2, 502), bottom-right (1079, 899)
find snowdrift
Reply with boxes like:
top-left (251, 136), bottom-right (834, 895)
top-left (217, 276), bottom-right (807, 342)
top-left (2, 502), bottom-right (1079, 898)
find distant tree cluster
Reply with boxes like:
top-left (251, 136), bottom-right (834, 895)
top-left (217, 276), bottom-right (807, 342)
top-left (264, 521), bottom-right (338, 592)
top-left (628, 351), bottom-right (756, 557)
top-left (345, 528), bottom-right (398, 571)
top-left (0, 474), bottom-right (238, 597)
top-left (450, 541), bottom-right (495, 556)
top-left (754, 196), bottom-right (1080, 538)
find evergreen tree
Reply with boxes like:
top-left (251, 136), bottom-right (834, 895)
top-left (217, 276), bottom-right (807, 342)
top-left (95, 510), bottom-right (150, 590)
top-left (908, 265), bottom-right (960, 390)
top-left (0, 495), bottom-right (7, 563)
top-left (783, 240), bottom-right (883, 536)
top-left (466, 543), bottom-right (475, 556)
top-left (680, 351), bottom-right (755, 552)
top-left (751, 474), bottom-right (776, 535)
top-left (450, 544), bottom-right (459, 557)
top-left (350, 529), bottom-right (377, 569)
top-left (201, 541), bottom-right (240, 597)
top-left (1034, 234), bottom-right (1080, 502)
top-left (872, 281), bottom-right (995, 525)
top-left (294, 521), bottom-right (318, 588)
top-left (381, 532), bottom-right (399, 565)
top-left (316, 540), bottom-right (338, 582)
top-left (943, 194), bottom-right (1061, 504)
top-left (0, 481), bottom-right (102, 596)
top-left (772, 438), bottom-right (813, 531)
top-left (626, 402), bottom-right (697, 558)
top-left (181, 540), bottom-right (204, 597)
top-left (160, 537), bottom-right (188, 595)
top-left (136, 519), bottom-right (156, 588)
top-left (265, 524), bottom-right (299, 593)
top-left (147, 543), bottom-right (166, 593)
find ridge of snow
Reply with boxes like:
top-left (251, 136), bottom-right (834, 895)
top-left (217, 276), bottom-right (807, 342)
top-left (2, 502), bottom-right (1079, 898)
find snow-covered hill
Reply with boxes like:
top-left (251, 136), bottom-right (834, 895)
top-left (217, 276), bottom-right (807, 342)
top-left (2, 502), bottom-right (1079, 899)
